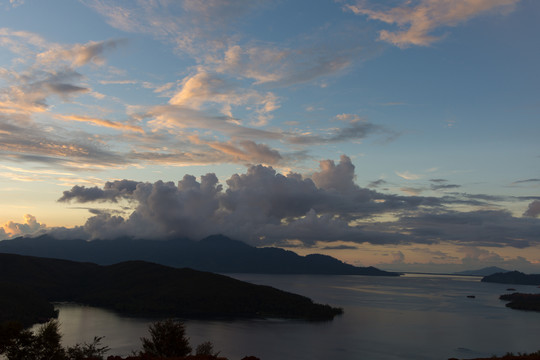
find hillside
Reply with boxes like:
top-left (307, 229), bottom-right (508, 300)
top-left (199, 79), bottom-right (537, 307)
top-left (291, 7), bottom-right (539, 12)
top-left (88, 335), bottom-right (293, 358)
top-left (0, 253), bottom-right (342, 323)
top-left (0, 234), bottom-right (399, 276)
top-left (481, 271), bottom-right (540, 285)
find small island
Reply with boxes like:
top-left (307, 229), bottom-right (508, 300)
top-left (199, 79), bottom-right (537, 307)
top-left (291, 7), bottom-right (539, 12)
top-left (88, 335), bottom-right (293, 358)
top-left (0, 253), bottom-right (343, 324)
top-left (499, 293), bottom-right (540, 312)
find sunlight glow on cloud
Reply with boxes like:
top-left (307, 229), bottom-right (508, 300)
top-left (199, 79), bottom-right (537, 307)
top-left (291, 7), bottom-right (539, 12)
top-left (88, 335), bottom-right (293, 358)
top-left (343, 0), bottom-right (520, 47)
top-left (0, 0), bottom-right (538, 271)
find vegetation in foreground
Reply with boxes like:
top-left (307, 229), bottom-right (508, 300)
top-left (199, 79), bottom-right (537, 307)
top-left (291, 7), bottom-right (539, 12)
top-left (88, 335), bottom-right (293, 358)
top-left (0, 318), bottom-right (259, 360)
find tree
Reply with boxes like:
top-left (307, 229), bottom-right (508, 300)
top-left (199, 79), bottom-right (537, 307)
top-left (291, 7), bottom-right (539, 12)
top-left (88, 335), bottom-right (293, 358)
top-left (65, 336), bottom-right (109, 360)
top-left (0, 320), bottom-right (65, 360)
top-left (195, 341), bottom-right (220, 357)
top-left (140, 319), bottom-right (192, 357)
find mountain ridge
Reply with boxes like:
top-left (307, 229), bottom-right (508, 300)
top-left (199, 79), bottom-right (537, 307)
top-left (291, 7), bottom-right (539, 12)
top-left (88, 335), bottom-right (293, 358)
top-left (0, 234), bottom-right (399, 276)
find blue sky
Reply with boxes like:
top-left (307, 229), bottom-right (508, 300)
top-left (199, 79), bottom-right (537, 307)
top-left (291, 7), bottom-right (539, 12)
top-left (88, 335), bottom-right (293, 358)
top-left (0, 0), bottom-right (539, 272)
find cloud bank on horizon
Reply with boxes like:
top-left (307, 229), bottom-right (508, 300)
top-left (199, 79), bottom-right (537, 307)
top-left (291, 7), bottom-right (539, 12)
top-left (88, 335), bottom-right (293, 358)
top-left (0, 0), bottom-right (539, 272)
top-left (4, 155), bottom-right (539, 254)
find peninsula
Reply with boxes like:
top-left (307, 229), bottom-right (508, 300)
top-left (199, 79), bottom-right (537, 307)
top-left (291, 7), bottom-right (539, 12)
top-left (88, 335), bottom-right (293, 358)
top-left (0, 253), bottom-right (343, 325)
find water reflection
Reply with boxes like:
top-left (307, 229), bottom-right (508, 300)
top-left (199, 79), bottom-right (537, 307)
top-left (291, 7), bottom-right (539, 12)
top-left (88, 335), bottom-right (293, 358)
top-left (47, 274), bottom-right (540, 360)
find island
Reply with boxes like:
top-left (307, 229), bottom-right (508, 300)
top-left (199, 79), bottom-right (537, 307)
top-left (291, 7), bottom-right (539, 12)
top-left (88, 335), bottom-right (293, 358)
top-left (0, 253), bottom-right (343, 325)
top-left (481, 271), bottom-right (540, 285)
top-left (499, 293), bottom-right (540, 312)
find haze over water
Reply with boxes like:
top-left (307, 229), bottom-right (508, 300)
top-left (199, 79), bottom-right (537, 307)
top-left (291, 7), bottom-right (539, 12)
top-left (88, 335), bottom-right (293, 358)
top-left (51, 274), bottom-right (540, 360)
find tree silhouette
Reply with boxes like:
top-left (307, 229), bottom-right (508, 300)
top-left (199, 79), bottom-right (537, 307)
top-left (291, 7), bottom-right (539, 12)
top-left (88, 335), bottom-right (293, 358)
top-left (140, 319), bottom-right (192, 357)
top-left (0, 320), bottom-right (65, 360)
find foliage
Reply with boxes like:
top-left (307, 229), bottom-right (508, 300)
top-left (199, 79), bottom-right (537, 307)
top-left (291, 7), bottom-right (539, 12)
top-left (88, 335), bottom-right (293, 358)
top-left (140, 319), bottom-right (192, 357)
top-left (65, 336), bottom-right (110, 360)
top-left (195, 341), bottom-right (219, 357)
top-left (0, 320), bottom-right (65, 360)
top-left (0, 320), bottom-right (110, 360)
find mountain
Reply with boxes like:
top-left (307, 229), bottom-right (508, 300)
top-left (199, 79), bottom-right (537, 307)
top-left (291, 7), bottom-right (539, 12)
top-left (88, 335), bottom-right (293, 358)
top-left (481, 271), bottom-right (540, 285)
top-left (0, 253), bottom-right (342, 323)
top-left (0, 234), bottom-right (399, 276)
top-left (454, 266), bottom-right (509, 276)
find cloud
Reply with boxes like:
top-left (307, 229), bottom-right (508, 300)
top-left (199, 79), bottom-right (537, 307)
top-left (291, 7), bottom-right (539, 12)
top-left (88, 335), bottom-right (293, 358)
top-left (0, 116), bottom-right (132, 170)
top-left (0, 214), bottom-right (47, 239)
top-left (0, 68), bottom-right (89, 115)
top-left (36, 39), bottom-right (127, 68)
top-left (367, 179), bottom-right (387, 188)
top-left (343, 0), bottom-right (519, 48)
top-left (56, 155), bottom-right (440, 245)
top-left (523, 200), bottom-right (540, 218)
top-left (430, 180), bottom-right (461, 190)
top-left (312, 155), bottom-right (357, 193)
top-left (321, 244), bottom-right (359, 250)
top-left (384, 209), bottom-right (540, 248)
top-left (169, 70), bottom-right (279, 125)
top-left (49, 153), bottom-right (540, 249)
top-left (396, 170), bottom-right (422, 180)
top-left (287, 122), bottom-right (390, 145)
top-left (58, 114), bottom-right (144, 133)
top-left (58, 179), bottom-right (139, 203)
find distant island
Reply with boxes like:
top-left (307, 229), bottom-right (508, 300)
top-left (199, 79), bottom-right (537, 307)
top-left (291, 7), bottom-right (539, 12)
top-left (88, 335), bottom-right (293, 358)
top-left (481, 271), bottom-right (540, 285)
top-left (454, 266), bottom-right (509, 277)
top-left (0, 253), bottom-right (343, 325)
top-left (0, 234), bottom-right (400, 276)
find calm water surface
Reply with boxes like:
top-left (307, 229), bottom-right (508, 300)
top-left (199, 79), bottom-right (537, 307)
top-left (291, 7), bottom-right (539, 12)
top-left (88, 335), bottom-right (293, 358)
top-left (45, 274), bottom-right (540, 360)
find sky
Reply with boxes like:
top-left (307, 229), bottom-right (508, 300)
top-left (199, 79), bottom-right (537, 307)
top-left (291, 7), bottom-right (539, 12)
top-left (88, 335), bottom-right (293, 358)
top-left (0, 0), bottom-right (539, 273)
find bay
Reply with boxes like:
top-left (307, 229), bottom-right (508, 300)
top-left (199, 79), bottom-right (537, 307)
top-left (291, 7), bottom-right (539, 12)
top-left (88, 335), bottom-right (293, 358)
top-left (46, 273), bottom-right (540, 360)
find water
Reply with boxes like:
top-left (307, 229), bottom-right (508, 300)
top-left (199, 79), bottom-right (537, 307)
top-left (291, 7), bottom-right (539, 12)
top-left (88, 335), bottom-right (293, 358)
top-left (43, 274), bottom-right (540, 360)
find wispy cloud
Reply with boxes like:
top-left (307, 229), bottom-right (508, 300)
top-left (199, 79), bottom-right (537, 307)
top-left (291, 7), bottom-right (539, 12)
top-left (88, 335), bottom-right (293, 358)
top-left (58, 114), bottom-right (144, 133)
top-left (396, 170), bottom-right (422, 180)
top-left (343, 0), bottom-right (520, 48)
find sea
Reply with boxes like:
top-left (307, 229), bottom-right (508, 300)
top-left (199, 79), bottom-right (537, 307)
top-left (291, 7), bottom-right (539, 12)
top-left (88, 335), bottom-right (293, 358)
top-left (38, 273), bottom-right (540, 360)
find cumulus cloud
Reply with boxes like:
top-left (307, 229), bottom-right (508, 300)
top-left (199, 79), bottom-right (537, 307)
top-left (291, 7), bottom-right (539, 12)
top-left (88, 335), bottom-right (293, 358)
top-left (53, 155), bottom-right (435, 245)
top-left (312, 155), bottom-right (357, 193)
top-left (523, 200), bottom-right (540, 218)
top-left (343, 0), bottom-right (519, 48)
top-left (0, 214), bottom-right (47, 239)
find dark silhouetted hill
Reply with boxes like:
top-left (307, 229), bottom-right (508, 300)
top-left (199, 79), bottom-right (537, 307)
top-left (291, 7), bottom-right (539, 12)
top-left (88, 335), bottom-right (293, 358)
top-left (481, 271), bottom-right (540, 285)
top-left (454, 266), bottom-right (509, 276)
top-left (0, 234), bottom-right (399, 276)
top-left (0, 253), bottom-right (342, 322)
top-left (499, 293), bottom-right (540, 312)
